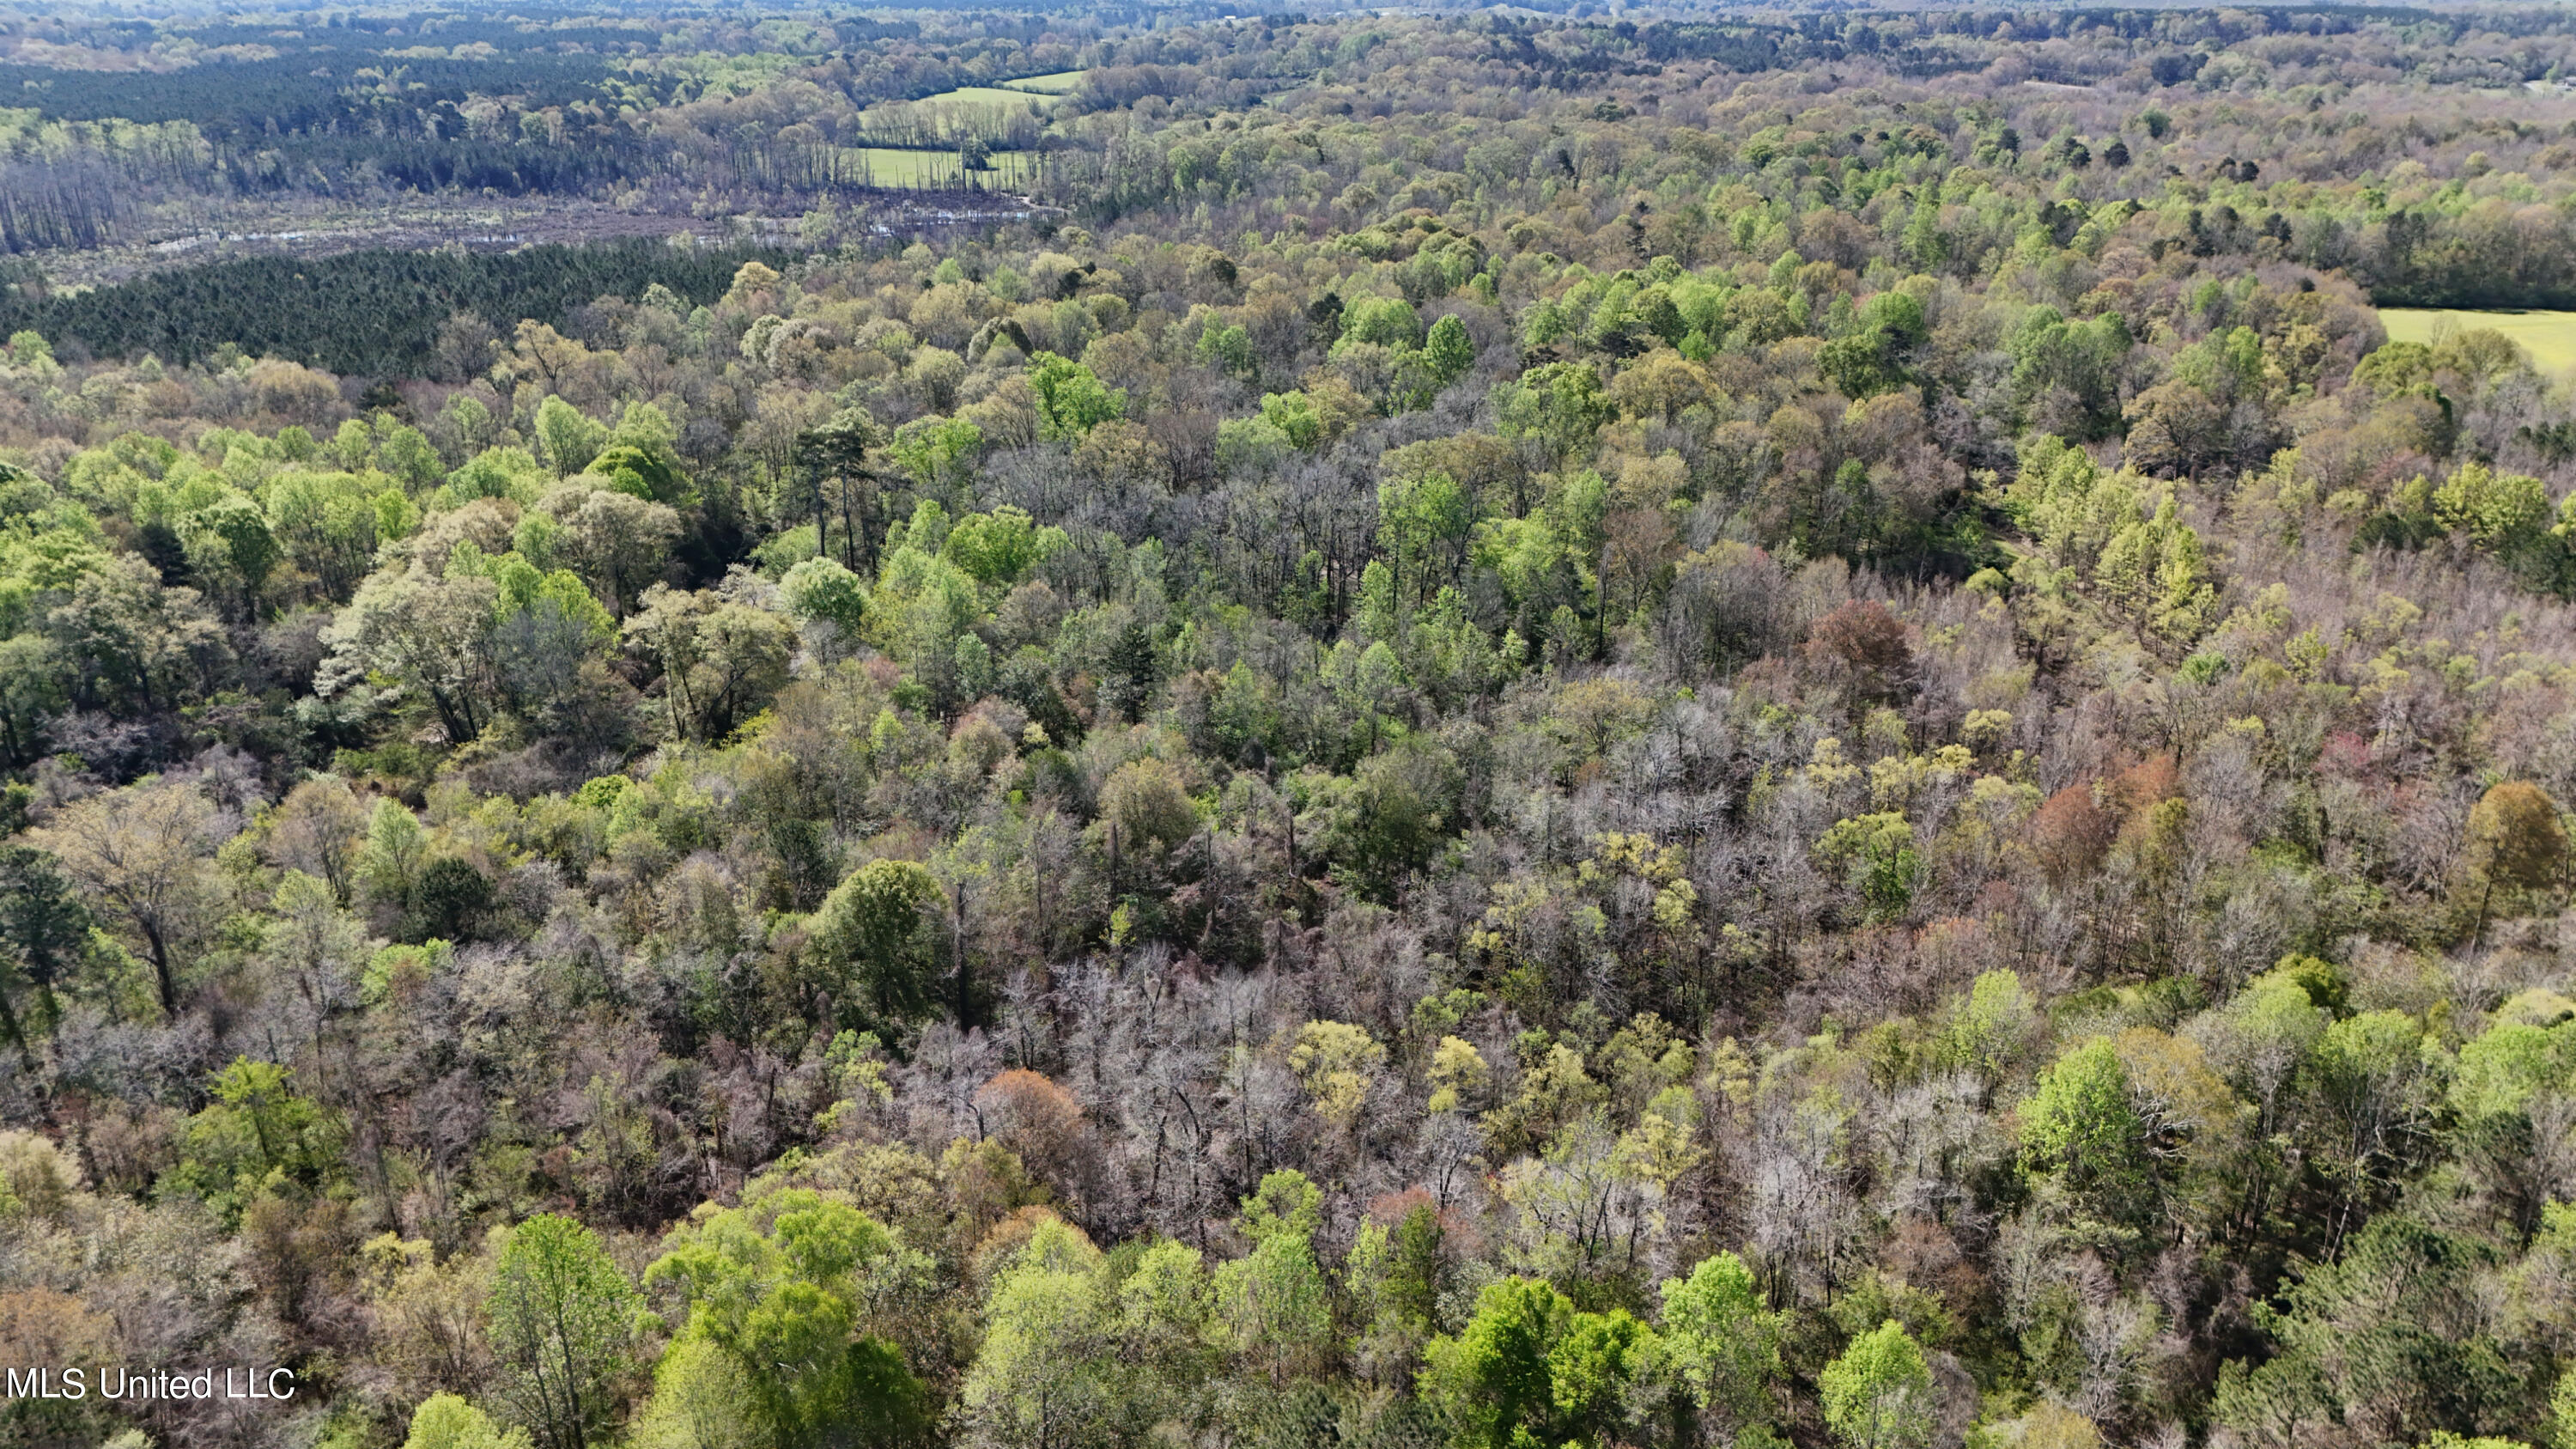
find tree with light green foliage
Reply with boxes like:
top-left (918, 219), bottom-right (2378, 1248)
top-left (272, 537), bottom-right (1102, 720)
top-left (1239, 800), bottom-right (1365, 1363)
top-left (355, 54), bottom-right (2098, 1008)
top-left (1195, 320), bottom-right (1256, 381)
top-left (1818, 813), bottom-right (1920, 922)
top-left (1424, 314), bottom-right (1475, 387)
top-left (781, 557), bottom-right (868, 642)
top-left (1943, 970), bottom-right (2035, 1082)
top-left (446, 446), bottom-right (550, 508)
top-left (1116, 1237), bottom-right (1216, 1392)
top-left (487, 1212), bottom-right (638, 1449)
top-left (2019, 1036), bottom-right (2156, 1229)
top-left (1819, 289), bottom-right (1928, 399)
top-left (2093, 494), bottom-right (2218, 648)
top-left (2435, 460), bottom-right (2557, 585)
top-left (583, 442), bottom-right (693, 508)
top-left (1421, 1275), bottom-right (1574, 1449)
top-left (1028, 353), bottom-right (1125, 441)
top-left (176, 489), bottom-right (279, 619)
top-left (943, 506), bottom-right (1065, 589)
top-left (1260, 391), bottom-right (1325, 448)
top-left (808, 858), bottom-right (943, 1030)
top-left (164, 1056), bottom-right (341, 1219)
top-left (629, 1341), bottom-right (762, 1449)
top-left (889, 414), bottom-right (985, 496)
top-left (641, 1190), bottom-right (928, 1449)
top-left (403, 1395), bottom-right (532, 1449)
top-left (1214, 1171), bottom-right (1334, 1385)
top-left (1377, 468), bottom-right (1476, 621)
top-left (1338, 296), bottom-right (1424, 352)
top-left (957, 1217), bottom-right (1117, 1449)
top-left (1420, 1274), bottom-right (1665, 1449)
top-left (1820, 1320), bottom-right (1935, 1449)
top-left (1659, 1249), bottom-right (1783, 1432)
top-left (1497, 362), bottom-right (1615, 462)
top-left (535, 396), bottom-right (607, 477)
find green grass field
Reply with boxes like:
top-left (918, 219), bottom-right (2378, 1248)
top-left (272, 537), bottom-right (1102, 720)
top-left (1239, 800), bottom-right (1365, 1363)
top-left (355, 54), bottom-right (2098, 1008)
top-left (852, 85), bottom-right (1064, 148)
top-left (999, 70), bottom-right (1086, 94)
top-left (882, 85), bottom-right (1068, 119)
top-left (2379, 307), bottom-right (2576, 373)
top-left (842, 147), bottom-right (1042, 190)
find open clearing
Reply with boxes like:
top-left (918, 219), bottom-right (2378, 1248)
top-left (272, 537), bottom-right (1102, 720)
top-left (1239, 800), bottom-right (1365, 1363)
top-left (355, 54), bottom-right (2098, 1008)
top-left (885, 84), bottom-right (1069, 117)
top-left (853, 85), bottom-right (1063, 147)
top-left (999, 70), bottom-right (1086, 94)
top-left (914, 84), bottom-right (1065, 110)
top-left (2379, 307), bottom-right (2576, 373)
top-left (842, 147), bottom-right (1042, 190)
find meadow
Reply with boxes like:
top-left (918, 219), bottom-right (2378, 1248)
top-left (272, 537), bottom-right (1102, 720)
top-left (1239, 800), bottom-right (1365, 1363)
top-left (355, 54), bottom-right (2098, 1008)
top-left (841, 145), bottom-right (1042, 190)
top-left (2380, 306), bottom-right (2576, 372)
top-left (997, 70), bottom-right (1085, 94)
top-left (850, 83), bottom-right (1063, 150)
top-left (904, 83), bottom-right (1066, 113)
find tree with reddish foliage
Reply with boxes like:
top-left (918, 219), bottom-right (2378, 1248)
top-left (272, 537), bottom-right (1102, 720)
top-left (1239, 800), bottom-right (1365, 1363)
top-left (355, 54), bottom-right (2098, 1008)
top-left (1806, 599), bottom-right (1915, 704)
top-left (975, 1068), bottom-right (1090, 1211)
top-left (2029, 783), bottom-right (2117, 888)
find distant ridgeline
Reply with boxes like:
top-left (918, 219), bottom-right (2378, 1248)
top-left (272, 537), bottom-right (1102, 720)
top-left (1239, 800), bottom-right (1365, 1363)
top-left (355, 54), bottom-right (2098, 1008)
top-left (0, 240), bottom-right (802, 376)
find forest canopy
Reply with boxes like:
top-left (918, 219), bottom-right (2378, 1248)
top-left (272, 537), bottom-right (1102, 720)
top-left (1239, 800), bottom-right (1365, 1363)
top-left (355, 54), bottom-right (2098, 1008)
top-left (3, 5), bottom-right (2576, 1449)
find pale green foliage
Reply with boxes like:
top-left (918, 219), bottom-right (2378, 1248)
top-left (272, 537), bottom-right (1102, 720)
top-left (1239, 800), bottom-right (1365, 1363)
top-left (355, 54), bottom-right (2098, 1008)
top-left (942, 505), bottom-right (1064, 588)
top-left (2553, 1361), bottom-right (2576, 1449)
top-left (957, 1219), bottom-right (1115, 1449)
top-left (403, 1394), bottom-right (531, 1449)
top-left (807, 858), bottom-right (942, 1027)
top-left (1421, 1275), bottom-right (1663, 1449)
top-left (888, 414), bottom-right (985, 491)
top-left (2434, 461), bottom-right (2550, 548)
top-left (487, 1213), bottom-right (638, 1449)
top-left (360, 796), bottom-right (429, 911)
top-left (535, 396), bottom-right (608, 476)
top-left (2011, 435), bottom-right (2217, 647)
top-left (1260, 391), bottom-right (1325, 448)
top-left (2454, 1008), bottom-right (2576, 1120)
top-left (2093, 495), bottom-right (2219, 646)
top-left (1027, 353), bottom-right (1125, 440)
top-left (1659, 1250), bottom-right (1783, 1427)
top-left (1236, 1167), bottom-right (1323, 1245)
top-left (2020, 1036), bottom-right (2151, 1209)
top-left (1287, 1020), bottom-right (1386, 1128)
top-left (641, 1190), bottom-right (927, 1449)
top-left (1212, 1230), bottom-right (1333, 1385)
top-left (1946, 969), bottom-right (2035, 1080)
top-left (1820, 1320), bottom-right (1935, 1449)
top-left (629, 1340), bottom-right (762, 1449)
top-left (781, 557), bottom-right (868, 639)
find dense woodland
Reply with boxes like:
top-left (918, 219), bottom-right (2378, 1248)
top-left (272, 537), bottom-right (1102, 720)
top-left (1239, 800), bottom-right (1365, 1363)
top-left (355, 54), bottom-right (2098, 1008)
top-left (7, 7), bottom-right (2576, 1449)
top-left (0, 243), bottom-right (799, 376)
